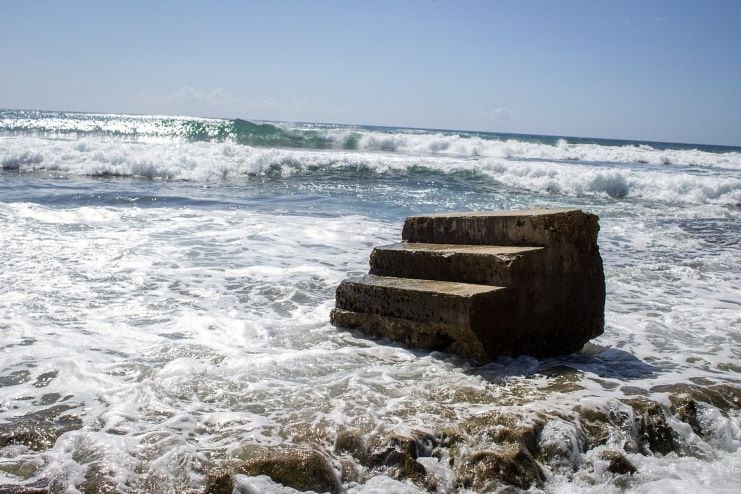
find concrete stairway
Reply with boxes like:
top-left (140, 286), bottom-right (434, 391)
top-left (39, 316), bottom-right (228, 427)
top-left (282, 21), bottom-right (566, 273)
top-left (330, 209), bottom-right (605, 361)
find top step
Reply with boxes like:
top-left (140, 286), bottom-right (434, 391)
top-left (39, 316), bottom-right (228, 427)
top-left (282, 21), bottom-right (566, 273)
top-left (402, 208), bottom-right (599, 253)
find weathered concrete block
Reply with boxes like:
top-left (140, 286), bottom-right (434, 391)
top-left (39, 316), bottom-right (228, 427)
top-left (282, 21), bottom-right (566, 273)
top-left (369, 243), bottom-right (547, 286)
top-left (331, 275), bottom-right (515, 360)
top-left (402, 209), bottom-right (599, 253)
top-left (331, 209), bottom-right (605, 360)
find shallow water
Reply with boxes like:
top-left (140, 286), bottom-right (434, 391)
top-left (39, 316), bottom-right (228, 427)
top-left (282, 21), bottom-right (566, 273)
top-left (0, 111), bottom-right (739, 492)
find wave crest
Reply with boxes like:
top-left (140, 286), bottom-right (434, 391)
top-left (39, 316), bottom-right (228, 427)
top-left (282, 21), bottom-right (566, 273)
top-left (2, 136), bottom-right (739, 207)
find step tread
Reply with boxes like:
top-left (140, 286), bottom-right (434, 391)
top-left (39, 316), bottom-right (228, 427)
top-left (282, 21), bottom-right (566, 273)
top-left (342, 274), bottom-right (506, 297)
top-left (405, 208), bottom-right (577, 219)
top-left (374, 242), bottom-right (544, 256)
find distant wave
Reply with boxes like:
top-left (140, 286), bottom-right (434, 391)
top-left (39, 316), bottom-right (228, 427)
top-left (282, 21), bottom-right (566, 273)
top-left (2, 110), bottom-right (741, 170)
top-left (2, 136), bottom-right (739, 206)
top-left (338, 133), bottom-right (741, 170)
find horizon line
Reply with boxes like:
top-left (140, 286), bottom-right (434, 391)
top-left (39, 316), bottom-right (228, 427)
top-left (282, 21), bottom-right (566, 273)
top-left (3, 106), bottom-right (740, 151)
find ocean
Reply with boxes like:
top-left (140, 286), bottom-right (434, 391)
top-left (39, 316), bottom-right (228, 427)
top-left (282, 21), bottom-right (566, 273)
top-left (0, 109), bottom-right (739, 492)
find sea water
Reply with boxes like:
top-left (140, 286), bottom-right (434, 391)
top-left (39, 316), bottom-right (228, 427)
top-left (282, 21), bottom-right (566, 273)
top-left (0, 110), bottom-right (739, 492)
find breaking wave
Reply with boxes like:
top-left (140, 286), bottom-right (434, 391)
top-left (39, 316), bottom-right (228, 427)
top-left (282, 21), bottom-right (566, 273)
top-left (2, 110), bottom-right (741, 170)
top-left (2, 136), bottom-right (739, 206)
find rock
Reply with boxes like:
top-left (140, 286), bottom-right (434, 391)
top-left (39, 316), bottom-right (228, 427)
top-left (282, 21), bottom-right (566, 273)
top-left (334, 429), bottom-right (367, 459)
top-left (78, 463), bottom-right (117, 494)
top-left (334, 429), bottom-right (433, 486)
top-left (460, 412), bottom-right (544, 455)
top-left (367, 433), bottom-right (429, 485)
top-left (204, 448), bottom-right (340, 494)
top-left (456, 444), bottom-right (545, 491)
top-left (536, 419), bottom-right (587, 472)
top-left (651, 383), bottom-right (741, 412)
top-left (670, 396), bottom-right (703, 436)
top-left (331, 209), bottom-right (605, 360)
top-left (574, 405), bottom-right (611, 448)
top-left (0, 405), bottom-right (82, 451)
top-left (0, 485), bottom-right (48, 494)
top-left (625, 398), bottom-right (676, 455)
top-left (596, 449), bottom-right (637, 475)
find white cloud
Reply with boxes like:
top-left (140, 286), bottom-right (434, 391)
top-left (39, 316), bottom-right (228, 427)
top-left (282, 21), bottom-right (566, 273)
top-left (129, 87), bottom-right (318, 120)
top-left (165, 86), bottom-right (236, 106)
top-left (475, 107), bottom-right (513, 121)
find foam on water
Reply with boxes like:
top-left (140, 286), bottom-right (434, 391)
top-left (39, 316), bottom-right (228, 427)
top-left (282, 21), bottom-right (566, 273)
top-left (0, 111), bottom-right (739, 492)
top-left (2, 136), bottom-right (739, 206)
top-left (3, 109), bottom-right (741, 170)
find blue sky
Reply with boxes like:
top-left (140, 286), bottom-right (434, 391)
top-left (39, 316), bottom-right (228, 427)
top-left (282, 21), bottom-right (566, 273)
top-left (2, 0), bottom-right (740, 145)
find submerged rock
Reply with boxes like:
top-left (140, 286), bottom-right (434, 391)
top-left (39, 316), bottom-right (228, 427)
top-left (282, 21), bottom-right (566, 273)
top-left (334, 429), bottom-right (433, 487)
top-left (651, 383), bottom-right (741, 411)
top-left (77, 463), bottom-right (118, 494)
top-left (596, 449), bottom-right (637, 475)
top-left (203, 389), bottom-right (739, 492)
top-left (625, 398), bottom-right (677, 456)
top-left (670, 395), bottom-right (703, 436)
top-left (0, 485), bottom-right (48, 494)
top-left (204, 448), bottom-right (340, 494)
top-left (0, 405), bottom-right (82, 451)
top-left (456, 444), bottom-right (545, 491)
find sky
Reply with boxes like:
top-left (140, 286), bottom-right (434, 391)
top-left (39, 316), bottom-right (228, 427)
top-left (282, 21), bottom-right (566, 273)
top-left (1, 0), bottom-right (740, 145)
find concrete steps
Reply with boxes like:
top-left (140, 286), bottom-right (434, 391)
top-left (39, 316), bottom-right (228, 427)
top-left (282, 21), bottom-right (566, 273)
top-left (330, 209), bottom-right (605, 361)
top-left (369, 243), bottom-right (547, 286)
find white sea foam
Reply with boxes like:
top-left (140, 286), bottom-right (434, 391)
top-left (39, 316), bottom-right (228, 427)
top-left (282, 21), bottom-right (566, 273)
top-left (2, 136), bottom-right (739, 206)
top-left (0, 197), bottom-right (738, 491)
top-left (4, 111), bottom-right (740, 170)
top-left (1, 116), bottom-right (740, 491)
top-left (322, 129), bottom-right (741, 170)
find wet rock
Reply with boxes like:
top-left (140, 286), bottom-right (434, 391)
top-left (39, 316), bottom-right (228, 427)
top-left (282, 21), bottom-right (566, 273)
top-left (0, 405), bottom-right (82, 451)
top-left (625, 398), bottom-right (676, 455)
top-left (456, 444), bottom-right (545, 491)
top-left (574, 405), bottom-right (610, 448)
top-left (460, 412), bottom-right (544, 454)
top-left (369, 432), bottom-right (433, 465)
top-left (596, 449), bottom-right (637, 475)
top-left (204, 448), bottom-right (340, 494)
top-left (79, 463), bottom-right (118, 494)
top-left (0, 485), bottom-right (48, 494)
top-left (334, 428), bottom-right (367, 459)
top-left (536, 419), bottom-right (586, 472)
top-left (335, 429), bottom-right (433, 486)
top-left (670, 396), bottom-right (703, 436)
top-left (338, 459), bottom-right (362, 484)
top-left (0, 423), bottom-right (59, 451)
top-left (650, 383), bottom-right (741, 411)
top-left (33, 371), bottom-right (58, 388)
top-left (0, 458), bottom-right (42, 480)
top-left (0, 370), bottom-right (31, 387)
